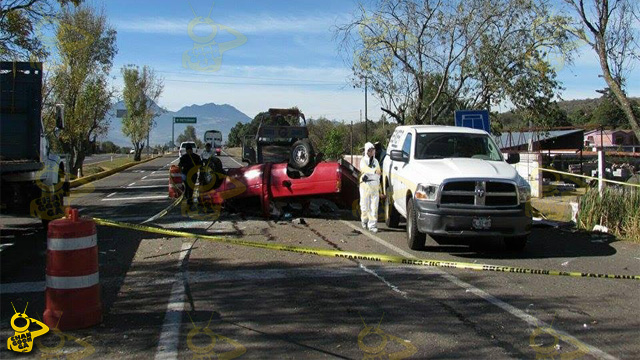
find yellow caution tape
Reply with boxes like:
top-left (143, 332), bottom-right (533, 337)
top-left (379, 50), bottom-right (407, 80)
top-left (140, 195), bottom-right (183, 224)
top-left (93, 217), bottom-right (640, 281)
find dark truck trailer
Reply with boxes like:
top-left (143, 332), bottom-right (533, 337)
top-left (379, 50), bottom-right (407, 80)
top-left (1, 62), bottom-right (43, 174)
top-left (1, 61), bottom-right (67, 222)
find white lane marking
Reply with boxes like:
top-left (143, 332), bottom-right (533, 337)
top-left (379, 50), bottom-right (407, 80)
top-left (141, 178), bottom-right (167, 182)
top-left (106, 192), bottom-right (117, 198)
top-left (221, 150), bottom-right (243, 167)
top-left (358, 263), bottom-right (407, 297)
top-left (71, 156), bottom-right (166, 190)
top-left (142, 175), bottom-right (149, 180)
top-left (101, 195), bottom-right (167, 201)
top-left (171, 158), bottom-right (179, 164)
top-left (155, 241), bottom-right (193, 360)
top-left (128, 182), bottom-right (136, 187)
top-left (147, 173), bottom-right (167, 177)
top-left (126, 185), bottom-right (167, 189)
top-left (339, 220), bottom-right (617, 360)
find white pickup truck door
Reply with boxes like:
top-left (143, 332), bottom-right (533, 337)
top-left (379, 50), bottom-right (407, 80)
top-left (391, 131), bottom-right (413, 217)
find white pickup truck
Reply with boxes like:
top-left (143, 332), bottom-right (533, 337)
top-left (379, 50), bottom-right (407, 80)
top-left (382, 125), bottom-right (531, 251)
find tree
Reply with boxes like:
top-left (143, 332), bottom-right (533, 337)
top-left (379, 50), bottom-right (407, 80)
top-left (121, 65), bottom-right (163, 161)
top-left (176, 125), bottom-right (202, 147)
top-left (0, 0), bottom-right (82, 60)
top-left (589, 88), bottom-right (635, 129)
top-left (100, 141), bottom-right (119, 153)
top-left (321, 126), bottom-right (346, 160)
top-left (338, 0), bottom-right (574, 126)
top-left (564, 0), bottom-right (640, 141)
top-left (44, 5), bottom-right (116, 176)
top-left (227, 122), bottom-right (246, 147)
top-left (227, 112), bottom-right (267, 147)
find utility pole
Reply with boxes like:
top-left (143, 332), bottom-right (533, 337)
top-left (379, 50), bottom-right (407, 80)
top-left (146, 127), bottom-right (150, 157)
top-left (350, 119), bottom-right (353, 165)
top-left (364, 76), bottom-right (368, 142)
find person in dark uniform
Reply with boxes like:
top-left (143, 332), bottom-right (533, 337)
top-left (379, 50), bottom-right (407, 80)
top-left (178, 144), bottom-right (202, 206)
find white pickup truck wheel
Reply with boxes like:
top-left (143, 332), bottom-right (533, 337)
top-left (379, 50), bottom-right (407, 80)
top-left (384, 184), bottom-right (401, 228)
top-left (406, 199), bottom-right (426, 250)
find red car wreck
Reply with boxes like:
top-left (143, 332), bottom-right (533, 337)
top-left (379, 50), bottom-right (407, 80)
top-left (169, 108), bottom-right (360, 217)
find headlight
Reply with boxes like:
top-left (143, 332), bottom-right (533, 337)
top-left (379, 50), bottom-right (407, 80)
top-left (518, 185), bottom-right (531, 203)
top-left (415, 183), bottom-right (438, 201)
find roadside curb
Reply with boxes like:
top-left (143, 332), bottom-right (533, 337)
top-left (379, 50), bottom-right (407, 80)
top-left (70, 155), bottom-right (163, 188)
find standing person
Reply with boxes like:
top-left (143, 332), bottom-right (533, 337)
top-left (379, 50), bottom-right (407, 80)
top-left (359, 142), bottom-right (381, 233)
top-left (178, 144), bottom-right (202, 207)
top-left (199, 143), bottom-right (214, 186)
top-left (200, 143), bottom-right (226, 189)
top-left (201, 143), bottom-right (214, 161)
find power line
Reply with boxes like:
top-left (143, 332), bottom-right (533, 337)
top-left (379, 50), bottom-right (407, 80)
top-left (152, 69), bottom-right (347, 84)
top-left (110, 73), bottom-right (346, 86)
top-left (158, 78), bottom-right (345, 86)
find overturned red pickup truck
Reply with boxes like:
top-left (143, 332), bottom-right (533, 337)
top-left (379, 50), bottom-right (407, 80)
top-left (169, 108), bottom-right (360, 217)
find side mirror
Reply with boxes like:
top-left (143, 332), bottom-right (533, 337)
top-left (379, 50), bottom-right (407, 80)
top-left (55, 104), bottom-right (64, 129)
top-left (389, 150), bottom-right (408, 163)
top-left (506, 152), bottom-right (520, 164)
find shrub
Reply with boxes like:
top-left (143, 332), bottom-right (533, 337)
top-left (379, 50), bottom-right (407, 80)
top-left (577, 187), bottom-right (640, 242)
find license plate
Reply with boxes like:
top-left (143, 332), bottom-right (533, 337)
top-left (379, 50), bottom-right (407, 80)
top-left (472, 217), bottom-right (491, 230)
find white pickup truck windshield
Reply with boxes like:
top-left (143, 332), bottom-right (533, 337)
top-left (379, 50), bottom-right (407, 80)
top-left (415, 133), bottom-right (503, 161)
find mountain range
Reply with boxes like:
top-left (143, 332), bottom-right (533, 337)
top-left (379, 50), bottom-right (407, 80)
top-left (102, 101), bottom-right (252, 146)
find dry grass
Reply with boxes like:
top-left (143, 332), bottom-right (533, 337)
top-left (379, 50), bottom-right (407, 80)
top-left (224, 147), bottom-right (242, 158)
top-left (577, 187), bottom-right (640, 242)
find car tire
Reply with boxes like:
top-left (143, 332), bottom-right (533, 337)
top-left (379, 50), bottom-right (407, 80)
top-left (406, 198), bottom-right (426, 250)
top-left (289, 139), bottom-right (314, 170)
top-left (385, 183), bottom-right (401, 228)
top-left (504, 235), bottom-right (528, 252)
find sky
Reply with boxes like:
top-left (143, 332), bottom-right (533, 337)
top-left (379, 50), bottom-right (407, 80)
top-left (79, 0), bottom-right (640, 121)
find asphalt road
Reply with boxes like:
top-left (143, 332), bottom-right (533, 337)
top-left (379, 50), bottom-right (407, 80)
top-left (1, 150), bottom-right (638, 359)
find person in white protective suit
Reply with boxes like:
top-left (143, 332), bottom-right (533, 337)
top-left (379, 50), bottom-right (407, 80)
top-left (359, 142), bottom-right (382, 233)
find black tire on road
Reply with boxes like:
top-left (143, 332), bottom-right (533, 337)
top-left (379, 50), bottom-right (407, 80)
top-left (406, 198), bottom-right (426, 250)
top-left (504, 235), bottom-right (528, 252)
top-left (385, 183), bottom-right (400, 228)
top-left (289, 139), bottom-right (314, 170)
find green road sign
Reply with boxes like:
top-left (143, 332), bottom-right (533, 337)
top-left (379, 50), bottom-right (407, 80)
top-left (174, 117), bottom-right (197, 124)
